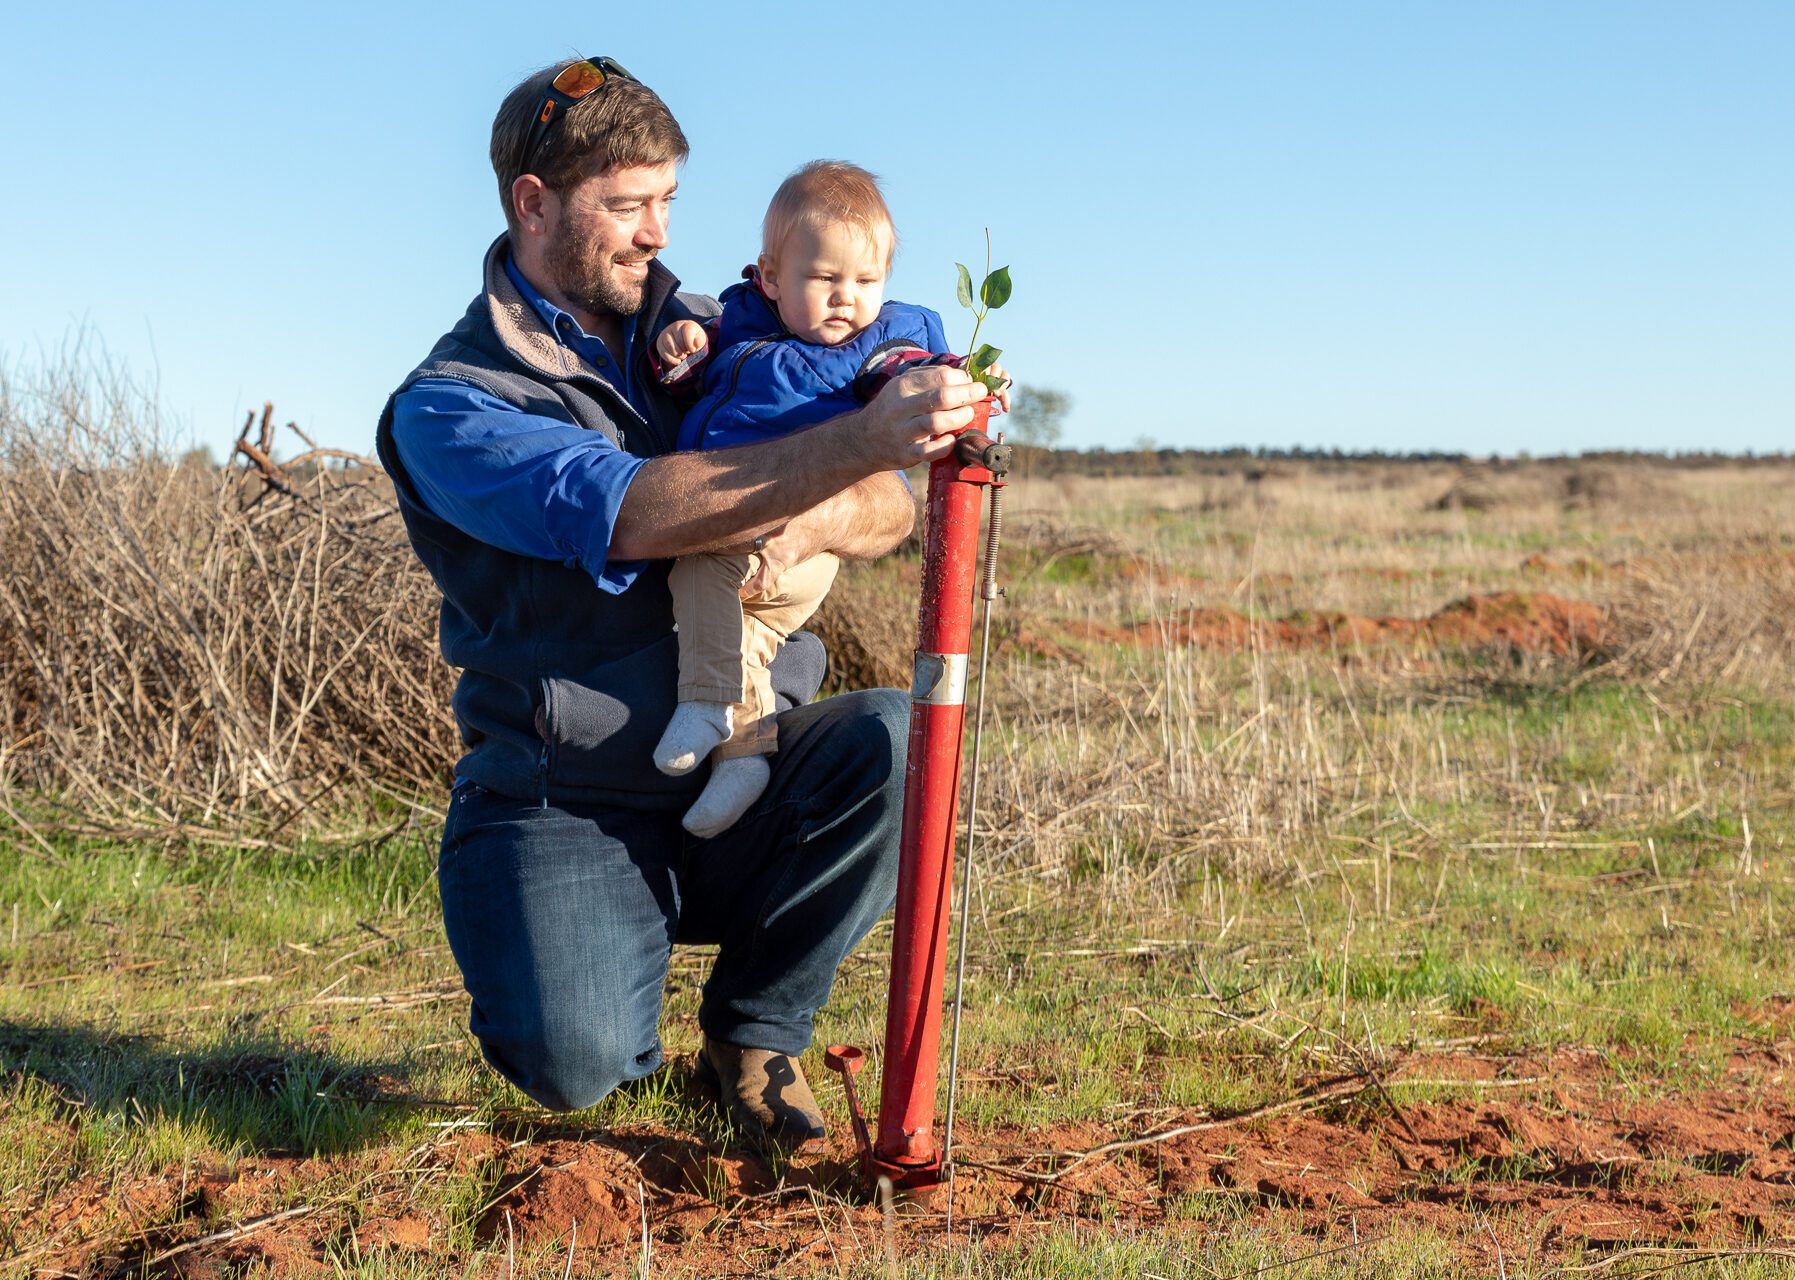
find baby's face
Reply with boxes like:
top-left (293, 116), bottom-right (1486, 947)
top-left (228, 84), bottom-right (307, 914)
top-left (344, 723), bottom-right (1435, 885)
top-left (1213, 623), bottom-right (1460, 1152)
top-left (760, 218), bottom-right (891, 345)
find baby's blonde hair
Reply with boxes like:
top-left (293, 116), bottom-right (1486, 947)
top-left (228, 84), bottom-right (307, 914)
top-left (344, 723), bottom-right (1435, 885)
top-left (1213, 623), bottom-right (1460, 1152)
top-left (761, 160), bottom-right (898, 266)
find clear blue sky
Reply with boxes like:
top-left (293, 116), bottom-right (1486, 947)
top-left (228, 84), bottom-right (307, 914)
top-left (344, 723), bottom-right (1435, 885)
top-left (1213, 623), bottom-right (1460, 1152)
top-left (3, 1), bottom-right (1790, 457)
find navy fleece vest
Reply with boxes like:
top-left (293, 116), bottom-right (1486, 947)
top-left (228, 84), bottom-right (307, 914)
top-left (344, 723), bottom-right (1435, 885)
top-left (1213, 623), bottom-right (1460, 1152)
top-left (375, 238), bottom-right (823, 806)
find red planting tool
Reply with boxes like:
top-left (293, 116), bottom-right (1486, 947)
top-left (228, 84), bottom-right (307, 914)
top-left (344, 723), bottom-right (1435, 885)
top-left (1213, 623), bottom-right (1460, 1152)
top-left (826, 400), bottom-right (1011, 1207)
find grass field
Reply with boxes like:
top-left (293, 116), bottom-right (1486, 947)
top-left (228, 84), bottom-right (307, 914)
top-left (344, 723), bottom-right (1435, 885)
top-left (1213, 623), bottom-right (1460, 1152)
top-left (3, 452), bottom-right (1794, 1276)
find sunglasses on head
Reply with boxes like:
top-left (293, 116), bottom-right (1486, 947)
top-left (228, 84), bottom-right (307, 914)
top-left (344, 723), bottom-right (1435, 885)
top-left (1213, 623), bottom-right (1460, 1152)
top-left (518, 56), bottom-right (636, 176)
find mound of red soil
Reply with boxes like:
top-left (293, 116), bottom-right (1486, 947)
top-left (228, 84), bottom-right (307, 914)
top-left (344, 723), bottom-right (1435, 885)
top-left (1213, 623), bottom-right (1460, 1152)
top-left (1423, 592), bottom-right (1609, 654)
top-left (478, 1155), bottom-right (642, 1248)
top-left (1060, 592), bottom-right (1610, 658)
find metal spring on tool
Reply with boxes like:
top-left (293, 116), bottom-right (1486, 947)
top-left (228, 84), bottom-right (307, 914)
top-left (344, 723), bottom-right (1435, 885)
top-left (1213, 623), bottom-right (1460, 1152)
top-left (980, 486), bottom-right (1004, 601)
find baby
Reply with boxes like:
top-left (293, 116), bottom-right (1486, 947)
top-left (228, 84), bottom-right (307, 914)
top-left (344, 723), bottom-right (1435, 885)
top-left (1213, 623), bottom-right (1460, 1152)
top-left (650, 160), bottom-right (1007, 838)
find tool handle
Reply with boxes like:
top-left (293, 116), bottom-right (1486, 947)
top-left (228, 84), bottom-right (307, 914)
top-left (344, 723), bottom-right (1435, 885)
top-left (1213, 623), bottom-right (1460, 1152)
top-left (954, 430), bottom-right (1013, 476)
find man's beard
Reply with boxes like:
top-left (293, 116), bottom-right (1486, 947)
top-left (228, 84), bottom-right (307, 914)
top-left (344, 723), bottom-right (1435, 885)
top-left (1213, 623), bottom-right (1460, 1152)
top-left (545, 223), bottom-right (651, 319)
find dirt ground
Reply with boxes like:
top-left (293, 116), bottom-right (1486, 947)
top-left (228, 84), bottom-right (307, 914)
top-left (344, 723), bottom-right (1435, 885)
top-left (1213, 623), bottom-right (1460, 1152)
top-left (25, 1031), bottom-right (1795, 1277)
top-left (1040, 590), bottom-right (1613, 659)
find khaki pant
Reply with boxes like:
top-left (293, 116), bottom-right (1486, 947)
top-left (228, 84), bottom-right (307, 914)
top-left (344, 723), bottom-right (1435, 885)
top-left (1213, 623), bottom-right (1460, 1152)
top-left (669, 551), bottom-right (841, 759)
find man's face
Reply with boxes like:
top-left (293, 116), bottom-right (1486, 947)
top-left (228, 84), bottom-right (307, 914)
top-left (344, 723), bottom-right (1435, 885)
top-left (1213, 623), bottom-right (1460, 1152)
top-left (543, 161), bottom-right (680, 319)
top-left (760, 218), bottom-right (891, 346)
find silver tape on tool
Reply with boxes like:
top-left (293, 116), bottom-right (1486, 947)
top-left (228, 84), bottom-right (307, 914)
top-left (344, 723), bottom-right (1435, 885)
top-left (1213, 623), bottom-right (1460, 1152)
top-left (911, 652), bottom-right (968, 706)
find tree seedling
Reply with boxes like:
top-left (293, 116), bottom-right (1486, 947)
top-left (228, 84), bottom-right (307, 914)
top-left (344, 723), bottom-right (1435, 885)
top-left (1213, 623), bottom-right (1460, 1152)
top-left (956, 230), bottom-right (1011, 395)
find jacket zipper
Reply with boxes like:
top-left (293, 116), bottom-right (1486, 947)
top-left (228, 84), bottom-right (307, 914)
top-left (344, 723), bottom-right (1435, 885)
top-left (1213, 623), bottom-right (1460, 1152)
top-left (691, 339), bottom-right (772, 444)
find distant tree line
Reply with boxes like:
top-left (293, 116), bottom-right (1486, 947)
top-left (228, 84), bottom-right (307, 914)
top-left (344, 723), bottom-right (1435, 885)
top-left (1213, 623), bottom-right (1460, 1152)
top-left (996, 386), bottom-right (1791, 478)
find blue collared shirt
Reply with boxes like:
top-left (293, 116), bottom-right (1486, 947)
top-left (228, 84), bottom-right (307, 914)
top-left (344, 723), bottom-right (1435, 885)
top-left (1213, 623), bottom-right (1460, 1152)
top-left (501, 254), bottom-right (646, 414)
top-left (389, 257), bottom-right (652, 595)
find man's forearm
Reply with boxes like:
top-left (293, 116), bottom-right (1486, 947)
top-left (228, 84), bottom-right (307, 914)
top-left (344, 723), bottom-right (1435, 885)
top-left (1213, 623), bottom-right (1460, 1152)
top-left (610, 414), bottom-right (876, 561)
top-left (616, 460), bottom-right (914, 564)
top-left (804, 470), bottom-right (915, 561)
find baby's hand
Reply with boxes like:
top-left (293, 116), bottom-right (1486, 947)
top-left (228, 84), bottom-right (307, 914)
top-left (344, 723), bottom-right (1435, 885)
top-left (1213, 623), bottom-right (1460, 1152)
top-left (984, 362), bottom-right (1014, 414)
top-left (656, 320), bottom-right (710, 384)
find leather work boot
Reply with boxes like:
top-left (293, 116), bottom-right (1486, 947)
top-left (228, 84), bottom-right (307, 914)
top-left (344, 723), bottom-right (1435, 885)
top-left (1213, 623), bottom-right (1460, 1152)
top-left (694, 1038), bottom-right (827, 1147)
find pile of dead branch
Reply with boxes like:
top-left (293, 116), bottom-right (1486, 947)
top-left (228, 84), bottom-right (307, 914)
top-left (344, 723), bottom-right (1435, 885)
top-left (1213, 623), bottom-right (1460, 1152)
top-left (0, 360), bottom-right (456, 838)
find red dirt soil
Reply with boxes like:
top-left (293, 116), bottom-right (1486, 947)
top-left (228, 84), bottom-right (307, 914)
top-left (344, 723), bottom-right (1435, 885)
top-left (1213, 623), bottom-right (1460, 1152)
top-left (1041, 591), bottom-right (1611, 659)
top-left (24, 1039), bottom-right (1795, 1276)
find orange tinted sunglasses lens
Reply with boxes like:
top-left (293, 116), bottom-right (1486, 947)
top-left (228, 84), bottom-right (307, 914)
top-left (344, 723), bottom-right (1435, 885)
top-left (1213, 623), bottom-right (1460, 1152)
top-left (551, 60), bottom-right (609, 98)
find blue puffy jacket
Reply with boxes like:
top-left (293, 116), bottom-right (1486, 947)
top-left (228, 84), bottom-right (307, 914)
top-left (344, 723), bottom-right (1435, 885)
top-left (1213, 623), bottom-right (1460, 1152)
top-left (676, 274), bottom-right (950, 452)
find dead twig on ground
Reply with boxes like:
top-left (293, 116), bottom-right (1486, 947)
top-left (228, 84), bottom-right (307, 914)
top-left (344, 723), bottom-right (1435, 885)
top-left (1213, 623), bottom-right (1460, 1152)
top-left (960, 1066), bottom-right (1548, 1187)
top-left (963, 1072), bottom-right (1375, 1184)
top-left (140, 1204), bottom-right (319, 1267)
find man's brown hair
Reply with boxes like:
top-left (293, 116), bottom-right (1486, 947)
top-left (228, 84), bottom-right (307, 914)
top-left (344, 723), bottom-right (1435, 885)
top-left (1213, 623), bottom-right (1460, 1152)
top-left (490, 60), bottom-right (689, 234)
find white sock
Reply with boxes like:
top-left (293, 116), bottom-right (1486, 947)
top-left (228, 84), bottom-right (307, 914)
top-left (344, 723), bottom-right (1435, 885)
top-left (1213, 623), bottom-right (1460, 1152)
top-left (681, 755), bottom-right (772, 839)
top-left (654, 701), bottom-right (734, 776)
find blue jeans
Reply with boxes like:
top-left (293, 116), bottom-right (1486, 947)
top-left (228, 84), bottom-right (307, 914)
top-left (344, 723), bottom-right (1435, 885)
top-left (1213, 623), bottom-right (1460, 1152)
top-left (435, 688), bottom-right (906, 1112)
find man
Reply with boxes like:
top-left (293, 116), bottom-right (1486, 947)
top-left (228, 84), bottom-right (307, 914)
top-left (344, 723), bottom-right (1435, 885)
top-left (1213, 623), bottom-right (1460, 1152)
top-left (374, 58), bottom-right (989, 1146)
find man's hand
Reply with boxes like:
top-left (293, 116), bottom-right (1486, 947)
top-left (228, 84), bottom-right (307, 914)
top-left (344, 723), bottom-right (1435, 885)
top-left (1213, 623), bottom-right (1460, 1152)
top-left (852, 365), bottom-right (992, 471)
top-left (740, 524), bottom-right (811, 597)
top-left (656, 320), bottom-right (710, 384)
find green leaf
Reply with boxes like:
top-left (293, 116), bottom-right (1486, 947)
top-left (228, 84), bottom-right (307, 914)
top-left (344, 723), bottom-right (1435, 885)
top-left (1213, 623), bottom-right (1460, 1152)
top-left (980, 265), bottom-right (1012, 309)
top-left (955, 263), bottom-right (975, 310)
top-left (968, 344), bottom-right (1002, 378)
top-left (976, 370), bottom-right (1008, 394)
